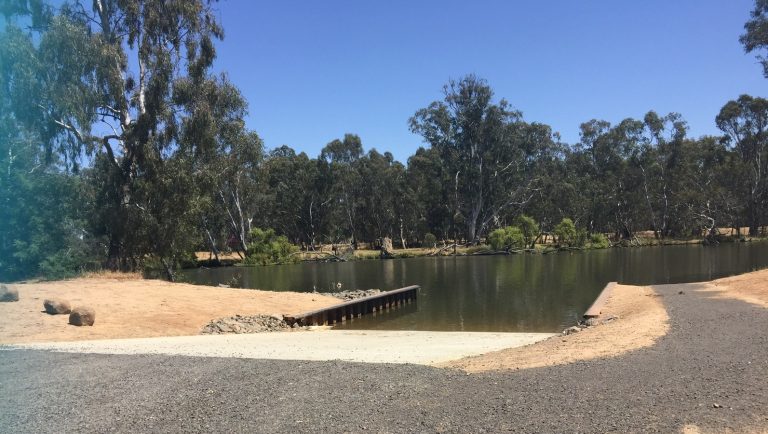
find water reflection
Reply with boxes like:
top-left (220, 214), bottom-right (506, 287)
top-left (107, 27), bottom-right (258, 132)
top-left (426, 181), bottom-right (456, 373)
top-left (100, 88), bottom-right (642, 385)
top-left (179, 242), bottom-right (768, 332)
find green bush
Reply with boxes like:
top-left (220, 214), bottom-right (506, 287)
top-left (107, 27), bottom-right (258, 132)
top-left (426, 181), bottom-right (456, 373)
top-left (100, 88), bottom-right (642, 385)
top-left (423, 232), bottom-right (437, 248)
top-left (589, 233), bottom-right (611, 249)
top-left (516, 215), bottom-right (539, 248)
top-left (488, 226), bottom-right (525, 251)
top-left (243, 228), bottom-right (299, 265)
top-left (553, 218), bottom-right (577, 246)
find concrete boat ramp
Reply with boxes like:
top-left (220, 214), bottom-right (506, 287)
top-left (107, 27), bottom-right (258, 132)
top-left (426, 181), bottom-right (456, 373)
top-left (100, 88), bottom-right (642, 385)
top-left (6, 330), bottom-right (555, 365)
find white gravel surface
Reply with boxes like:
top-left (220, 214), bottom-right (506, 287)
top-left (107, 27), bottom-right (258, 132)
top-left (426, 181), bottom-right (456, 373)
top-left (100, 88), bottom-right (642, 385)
top-left (7, 330), bottom-right (555, 365)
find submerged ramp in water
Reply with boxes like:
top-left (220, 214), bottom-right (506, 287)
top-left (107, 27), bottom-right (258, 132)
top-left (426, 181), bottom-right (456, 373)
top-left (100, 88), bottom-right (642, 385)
top-left (7, 330), bottom-right (556, 365)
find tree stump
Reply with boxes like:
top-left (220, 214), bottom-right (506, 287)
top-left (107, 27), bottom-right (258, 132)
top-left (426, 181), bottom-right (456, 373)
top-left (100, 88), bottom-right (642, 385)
top-left (380, 237), bottom-right (394, 259)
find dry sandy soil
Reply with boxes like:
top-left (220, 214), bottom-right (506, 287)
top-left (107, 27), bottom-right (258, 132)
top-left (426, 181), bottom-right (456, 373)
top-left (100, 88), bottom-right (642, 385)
top-left (443, 283), bottom-right (670, 372)
top-left (0, 273), bottom-right (338, 344)
top-left (709, 268), bottom-right (768, 307)
top-left (446, 269), bottom-right (768, 373)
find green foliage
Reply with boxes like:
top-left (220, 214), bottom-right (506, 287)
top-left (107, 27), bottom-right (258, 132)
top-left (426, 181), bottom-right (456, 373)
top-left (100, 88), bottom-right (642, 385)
top-left (423, 233), bottom-right (437, 248)
top-left (554, 218), bottom-right (578, 247)
top-left (741, 0), bottom-right (768, 78)
top-left (488, 226), bottom-right (525, 251)
top-left (243, 228), bottom-right (299, 265)
top-left (516, 215), bottom-right (539, 247)
top-left (589, 233), bottom-right (611, 249)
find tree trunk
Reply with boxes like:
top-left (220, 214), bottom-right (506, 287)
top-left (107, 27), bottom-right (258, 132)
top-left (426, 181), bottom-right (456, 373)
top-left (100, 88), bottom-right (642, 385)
top-left (160, 257), bottom-right (175, 282)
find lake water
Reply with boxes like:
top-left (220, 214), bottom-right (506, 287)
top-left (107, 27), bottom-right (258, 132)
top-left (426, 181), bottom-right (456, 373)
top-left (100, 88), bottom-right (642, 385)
top-left (179, 242), bottom-right (768, 332)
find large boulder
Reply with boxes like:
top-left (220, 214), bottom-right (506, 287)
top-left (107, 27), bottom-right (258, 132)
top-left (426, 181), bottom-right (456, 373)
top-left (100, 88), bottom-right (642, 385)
top-left (69, 307), bottom-right (96, 326)
top-left (43, 298), bottom-right (71, 315)
top-left (0, 285), bottom-right (19, 302)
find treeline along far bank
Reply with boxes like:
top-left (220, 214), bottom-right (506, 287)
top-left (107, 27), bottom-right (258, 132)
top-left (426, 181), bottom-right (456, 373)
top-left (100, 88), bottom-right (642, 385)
top-left (2, 1), bottom-right (768, 281)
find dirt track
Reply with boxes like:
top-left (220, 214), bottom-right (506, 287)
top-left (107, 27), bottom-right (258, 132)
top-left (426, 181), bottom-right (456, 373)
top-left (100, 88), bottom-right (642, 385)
top-left (2, 280), bottom-right (767, 433)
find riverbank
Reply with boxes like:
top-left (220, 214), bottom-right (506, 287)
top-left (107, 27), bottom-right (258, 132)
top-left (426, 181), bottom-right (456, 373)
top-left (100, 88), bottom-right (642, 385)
top-left (196, 235), bottom-right (768, 267)
top-left (3, 272), bottom-right (767, 433)
top-left (445, 268), bottom-right (768, 372)
top-left (0, 272), bottom-right (339, 344)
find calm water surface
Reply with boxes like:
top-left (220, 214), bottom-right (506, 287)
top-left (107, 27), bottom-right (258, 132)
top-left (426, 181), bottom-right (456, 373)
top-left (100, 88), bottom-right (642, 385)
top-left (179, 242), bottom-right (768, 332)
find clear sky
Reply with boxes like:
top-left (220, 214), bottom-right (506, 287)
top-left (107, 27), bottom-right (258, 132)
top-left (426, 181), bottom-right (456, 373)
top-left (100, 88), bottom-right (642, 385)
top-left (211, 0), bottom-right (767, 162)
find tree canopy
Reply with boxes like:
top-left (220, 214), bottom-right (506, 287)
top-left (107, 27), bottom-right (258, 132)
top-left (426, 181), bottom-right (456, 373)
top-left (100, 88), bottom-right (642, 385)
top-left (1, 0), bottom-right (768, 281)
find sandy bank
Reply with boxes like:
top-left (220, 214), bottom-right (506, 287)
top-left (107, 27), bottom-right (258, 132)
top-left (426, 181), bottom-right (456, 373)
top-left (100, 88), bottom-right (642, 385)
top-left (0, 273), bottom-right (339, 344)
top-left (442, 283), bottom-right (670, 372)
top-left (710, 268), bottom-right (768, 307)
top-left (446, 269), bottom-right (768, 373)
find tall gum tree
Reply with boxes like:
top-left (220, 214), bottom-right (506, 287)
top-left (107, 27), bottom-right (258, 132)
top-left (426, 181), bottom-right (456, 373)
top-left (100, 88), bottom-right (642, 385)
top-left (717, 95), bottom-right (768, 236)
top-left (410, 75), bottom-right (558, 243)
top-left (2, 0), bottom-right (247, 273)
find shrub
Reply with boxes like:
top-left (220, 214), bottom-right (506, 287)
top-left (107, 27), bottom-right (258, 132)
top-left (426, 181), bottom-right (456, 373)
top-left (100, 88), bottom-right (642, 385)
top-left (553, 218), bottom-right (577, 246)
top-left (243, 228), bottom-right (299, 265)
top-left (589, 233), bottom-right (611, 249)
top-left (488, 226), bottom-right (525, 251)
top-left (516, 215), bottom-right (539, 248)
top-left (423, 232), bottom-right (437, 248)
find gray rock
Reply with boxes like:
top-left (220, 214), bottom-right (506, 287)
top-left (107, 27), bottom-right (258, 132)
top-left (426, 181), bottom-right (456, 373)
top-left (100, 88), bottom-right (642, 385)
top-left (584, 317), bottom-right (600, 327)
top-left (69, 307), bottom-right (96, 326)
top-left (328, 289), bottom-right (381, 301)
top-left (562, 326), bottom-right (582, 336)
top-left (0, 285), bottom-right (19, 302)
top-left (44, 298), bottom-right (71, 315)
top-left (201, 314), bottom-right (294, 334)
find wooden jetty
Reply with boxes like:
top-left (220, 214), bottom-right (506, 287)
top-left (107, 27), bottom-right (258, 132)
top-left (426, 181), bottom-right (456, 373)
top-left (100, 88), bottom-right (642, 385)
top-left (583, 281), bottom-right (617, 318)
top-left (283, 285), bottom-right (419, 326)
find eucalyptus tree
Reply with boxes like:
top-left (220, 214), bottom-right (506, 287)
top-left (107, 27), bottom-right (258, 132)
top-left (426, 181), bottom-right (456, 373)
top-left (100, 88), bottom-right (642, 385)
top-left (633, 111), bottom-right (688, 238)
top-left (410, 75), bottom-right (551, 243)
top-left (262, 146), bottom-right (327, 247)
top-left (1, 0), bottom-right (248, 274)
top-left (741, 0), bottom-right (768, 78)
top-left (211, 130), bottom-right (265, 257)
top-left (406, 146), bottom-right (453, 240)
top-left (319, 134), bottom-right (365, 246)
top-left (716, 95), bottom-right (768, 235)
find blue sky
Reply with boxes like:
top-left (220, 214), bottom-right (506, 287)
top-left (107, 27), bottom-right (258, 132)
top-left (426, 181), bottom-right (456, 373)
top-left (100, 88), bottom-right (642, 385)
top-left (212, 0), bottom-right (766, 162)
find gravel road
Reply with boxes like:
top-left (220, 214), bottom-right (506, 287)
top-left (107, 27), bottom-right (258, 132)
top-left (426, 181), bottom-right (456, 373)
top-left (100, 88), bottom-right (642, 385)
top-left (1, 283), bottom-right (767, 433)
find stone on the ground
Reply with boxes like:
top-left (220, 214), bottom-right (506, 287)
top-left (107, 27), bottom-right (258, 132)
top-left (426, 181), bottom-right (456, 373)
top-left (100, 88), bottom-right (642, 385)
top-left (43, 298), bottom-right (71, 315)
top-left (584, 317), bottom-right (600, 327)
top-left (69, 307), bottom-right (96, 326)
top-left (0, 284), bottom-right (19, 302)
top-left (328, 289), bottom-right (381, 301)
top-left (563, 326), bottom-right (582, 335)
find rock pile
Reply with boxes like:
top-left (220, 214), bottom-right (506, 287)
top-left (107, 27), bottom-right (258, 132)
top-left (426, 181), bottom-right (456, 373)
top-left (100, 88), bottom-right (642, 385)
top-left (201, 314), bottom-right (300, 334)
top-left (562, 315), bottom-right (619, 335)
top-left (327, 289), bottom-right (381, 301)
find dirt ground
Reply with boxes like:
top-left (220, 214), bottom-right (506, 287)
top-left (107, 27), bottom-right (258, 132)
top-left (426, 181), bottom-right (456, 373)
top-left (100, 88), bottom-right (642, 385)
top-left (709, 268), bottom-right (768, 307)
top-left (0, 273), bottom-right (339, 344)
top-left (442, 283), bottom-right (670, 372)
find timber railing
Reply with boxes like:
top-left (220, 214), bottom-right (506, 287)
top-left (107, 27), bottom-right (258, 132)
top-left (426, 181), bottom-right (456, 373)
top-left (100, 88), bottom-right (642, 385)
top-left (283, 285), bottom-right (419, 327)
